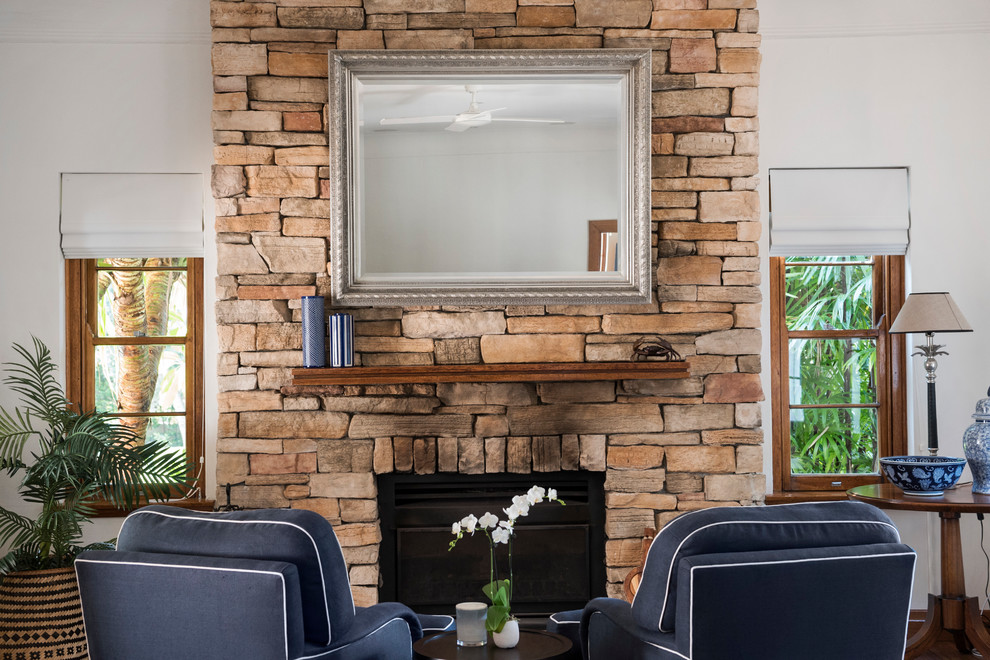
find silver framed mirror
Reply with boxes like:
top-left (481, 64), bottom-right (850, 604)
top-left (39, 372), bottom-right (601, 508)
top-left (329, 49), bottom-right (652, 306)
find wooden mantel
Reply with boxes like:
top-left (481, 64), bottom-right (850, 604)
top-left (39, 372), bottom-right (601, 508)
top-left (291, 361), bottom-right (690, 386)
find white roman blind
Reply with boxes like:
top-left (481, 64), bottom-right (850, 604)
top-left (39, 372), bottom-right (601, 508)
top-left (769, 167), bottom-right (910, 256)
top-left (60, 173), bottom-right (204, 258)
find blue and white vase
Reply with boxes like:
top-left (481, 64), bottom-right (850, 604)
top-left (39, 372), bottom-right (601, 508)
top-left (329, 313), bottom-right (354, 367)
top-left (300, 296), bottom-right (326, 368)
top-left (963, 387), bottom-right (990, 494)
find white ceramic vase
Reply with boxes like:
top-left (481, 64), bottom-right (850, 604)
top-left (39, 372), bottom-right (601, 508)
top-left (492, 619), bottom-right (520, 649)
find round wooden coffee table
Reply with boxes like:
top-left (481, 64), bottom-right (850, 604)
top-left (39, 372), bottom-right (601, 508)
top-left (413, 630), bottom-right (572, 660)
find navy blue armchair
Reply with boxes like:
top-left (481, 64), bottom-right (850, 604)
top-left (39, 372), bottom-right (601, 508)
top-left (76, 505), bottom-right (452, 660)
top-left (550, 501), bottom-right (916, 660)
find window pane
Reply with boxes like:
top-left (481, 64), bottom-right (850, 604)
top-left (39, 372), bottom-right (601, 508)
top-left (790, 407), bottom-right (878, 475)
top-left (95, 345), bottom-right (186, 413)
top-left (785, 257), bottom-right (873, 330)
top-left (788, 338), bottom-right (877, 405)
top-left (145, 415), bottom-right (186, 451)
top-left (785, 255), bottom-right (870, 263)
top-left (97, 257), bottom-right (188, 268)
top-left (97, 263), bottom-right (187, 338)
top-left (111, 415), bottom-right (186, 450)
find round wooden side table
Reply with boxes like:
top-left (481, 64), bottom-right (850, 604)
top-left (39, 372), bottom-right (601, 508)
top-left (848, 482), bottom-right (990, 658)
top-left (413, 630), bottom-right (572, 660)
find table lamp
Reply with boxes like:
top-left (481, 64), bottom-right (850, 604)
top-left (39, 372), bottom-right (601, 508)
top-left (889, 292), bottom-right (972, 455)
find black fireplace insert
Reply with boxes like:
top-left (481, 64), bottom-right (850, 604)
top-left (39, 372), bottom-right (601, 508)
top-left (378, 472), bottom-right (606, 619)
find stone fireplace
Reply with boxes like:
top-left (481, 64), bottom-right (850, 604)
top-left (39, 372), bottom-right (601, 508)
top-left (211, 0), bottom-right (763, 606)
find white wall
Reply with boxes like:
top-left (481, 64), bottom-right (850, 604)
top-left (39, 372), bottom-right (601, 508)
top-left (760, 0), bottom-right (990, 608)
top-left (0, 0), bottom-right (215, 543)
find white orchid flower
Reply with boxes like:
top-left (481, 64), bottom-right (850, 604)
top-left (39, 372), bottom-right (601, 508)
top-left (526, 486), bottom-right (546, 506)
top-left (504, 504), bottom-right (523, 521)
top-left (451, 486), bottom-right (566, 576)
top-left (479, 512), bottom-right (499, 529)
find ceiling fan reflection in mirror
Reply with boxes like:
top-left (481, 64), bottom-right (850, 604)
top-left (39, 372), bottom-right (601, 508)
top-left (377, 85), bottom-right (568, 132)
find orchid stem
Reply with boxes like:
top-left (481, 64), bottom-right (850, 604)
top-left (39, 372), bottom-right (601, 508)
top-left (488, 530), bottom-right (495, 598)
top-left (508, 534), bottom-right (513, 606)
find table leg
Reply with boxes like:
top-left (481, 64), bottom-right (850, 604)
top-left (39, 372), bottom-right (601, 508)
top-left (963, 596), bottom-right (990, 657)
top-left (905, 594), bottom-right (942, 658)
top-left (906, 512), bottom-right (990, 658)
top-left (939, 512), bottom-right (972, 654)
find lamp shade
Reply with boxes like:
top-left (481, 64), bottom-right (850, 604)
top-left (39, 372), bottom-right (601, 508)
top-left (888, 292), bottom-right (973, 334)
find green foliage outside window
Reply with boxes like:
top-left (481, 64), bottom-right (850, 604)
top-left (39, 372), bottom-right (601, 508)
top-left (785, 257), bottom-right (873, 331)
top-left (784, 257), bottom-right (879, 475)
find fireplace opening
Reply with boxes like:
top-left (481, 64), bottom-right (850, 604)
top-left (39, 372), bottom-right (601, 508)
top-left (378, 472), bottom-right (606, 619)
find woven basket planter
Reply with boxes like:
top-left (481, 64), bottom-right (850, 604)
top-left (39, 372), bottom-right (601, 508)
top-left (0, 566), bottom-right (87, 659)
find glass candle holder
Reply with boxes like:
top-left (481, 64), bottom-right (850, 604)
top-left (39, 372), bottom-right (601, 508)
top-left (455, 602), bottom-right (487, 647)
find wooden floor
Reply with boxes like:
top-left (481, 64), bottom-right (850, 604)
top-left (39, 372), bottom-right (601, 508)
top-left (915, 641), bottom-right (983, 659)
top-left (909, 618), bottom-right (986, 659)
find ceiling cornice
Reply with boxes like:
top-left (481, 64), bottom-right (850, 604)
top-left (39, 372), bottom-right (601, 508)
top-left (2, 8), bottom-right (986, 44)
top-left (0, 28), bottom-right (210, 45)
top-left (763, 20), bottom-right (990, 40)
top-left (0, 1), bottom-right (209, 45)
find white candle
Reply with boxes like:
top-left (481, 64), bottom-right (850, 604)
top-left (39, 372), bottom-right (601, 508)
top-left (455, 601), bottom-right (488, 647)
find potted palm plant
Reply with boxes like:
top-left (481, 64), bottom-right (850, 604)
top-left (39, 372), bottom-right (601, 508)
top-left (0, 338), bottom-right (190, 659)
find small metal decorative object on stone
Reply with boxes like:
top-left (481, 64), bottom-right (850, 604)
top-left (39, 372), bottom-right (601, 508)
top-left (215, 481), bottom-right (244, 512)
top-left (632, 335), bottom-right (681, 361)
top-left (963, 387), bottom-right (990, 494)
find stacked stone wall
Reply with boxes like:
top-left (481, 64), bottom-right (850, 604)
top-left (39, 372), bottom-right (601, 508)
top-left (211, 0), bottom-right (762, 603)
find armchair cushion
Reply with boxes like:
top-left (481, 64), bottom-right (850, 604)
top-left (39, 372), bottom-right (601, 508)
top-left (301, 604), bottom-right (423, 660)
top-left (76, 550), bottom-right (307, 660)
top-left (116, 505), bottom-right (353, 646)
top-left (417, 614), bottom-right (455, 634)
top-left (583, 598), bottom-right (680, 659)
top-left (632, 501), bottom-right (902, 632)
top-left (675, 543), bottom-right (916, 659)
top-left (546, 610), bottom-right (583, 660)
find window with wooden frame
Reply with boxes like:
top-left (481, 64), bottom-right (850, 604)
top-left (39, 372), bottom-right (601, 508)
top-left (770, 255), bottom-right (907, 497)
top-left (65, 258), bottom-right (204, 508)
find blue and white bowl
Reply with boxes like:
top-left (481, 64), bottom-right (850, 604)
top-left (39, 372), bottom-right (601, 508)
top-left (879, 456), bottom-right (966, 496)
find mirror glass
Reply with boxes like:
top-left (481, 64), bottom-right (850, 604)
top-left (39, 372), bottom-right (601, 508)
top-left (329, 50), bottom-right (652, 306)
